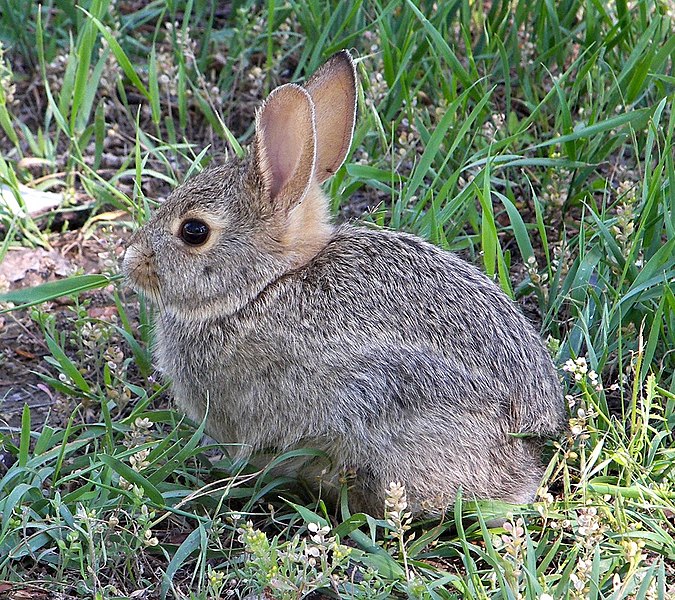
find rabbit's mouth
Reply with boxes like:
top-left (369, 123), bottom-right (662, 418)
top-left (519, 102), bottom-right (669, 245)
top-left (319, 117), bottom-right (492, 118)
top-left (122, 244), bottom-right (162, 302)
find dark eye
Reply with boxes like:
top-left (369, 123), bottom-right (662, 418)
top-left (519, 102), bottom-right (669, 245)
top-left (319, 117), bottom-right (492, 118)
top-left (180, 220), bottom-right (210, 246)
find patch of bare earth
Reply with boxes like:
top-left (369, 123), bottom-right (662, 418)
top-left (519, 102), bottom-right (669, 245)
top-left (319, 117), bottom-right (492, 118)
top-left (0, 228), bottom-right (130, 431)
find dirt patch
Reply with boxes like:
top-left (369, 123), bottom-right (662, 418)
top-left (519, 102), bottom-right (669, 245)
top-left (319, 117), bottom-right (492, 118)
top-left (0, 228), bottom-right (132, 431)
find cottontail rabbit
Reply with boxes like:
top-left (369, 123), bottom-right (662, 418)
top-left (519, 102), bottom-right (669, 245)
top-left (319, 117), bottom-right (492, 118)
top-left (123, 51), bottom-right (566, 516)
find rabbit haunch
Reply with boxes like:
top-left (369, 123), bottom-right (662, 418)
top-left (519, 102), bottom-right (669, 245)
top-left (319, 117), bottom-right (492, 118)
top-left (123, 51), bottom-right (566, 515)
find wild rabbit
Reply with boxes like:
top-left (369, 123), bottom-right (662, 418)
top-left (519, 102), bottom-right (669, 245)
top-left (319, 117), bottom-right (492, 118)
top-left (123, 51), bottom-right (566, 516)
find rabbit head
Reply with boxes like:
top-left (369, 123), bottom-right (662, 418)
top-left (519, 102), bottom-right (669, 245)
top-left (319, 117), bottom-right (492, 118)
top-left (123, 51), bottom-right (357, 318)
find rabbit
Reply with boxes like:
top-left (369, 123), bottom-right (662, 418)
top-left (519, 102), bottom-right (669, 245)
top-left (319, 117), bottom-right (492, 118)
top-left (123, 50), bottom-right (566, 517)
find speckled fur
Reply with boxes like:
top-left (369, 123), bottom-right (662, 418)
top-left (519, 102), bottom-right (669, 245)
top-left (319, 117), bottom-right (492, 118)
top-left (123, 54), bottom-right (566, 516)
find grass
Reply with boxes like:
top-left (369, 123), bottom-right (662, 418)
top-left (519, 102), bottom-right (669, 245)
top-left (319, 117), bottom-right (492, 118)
top-left (0, 0), bottom-right (674, 597)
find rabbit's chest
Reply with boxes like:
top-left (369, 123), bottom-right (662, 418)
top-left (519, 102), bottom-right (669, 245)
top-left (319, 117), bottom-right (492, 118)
top-left (155, 313), bottom-right (330, 450)
top-left (156, 314), bottom-right (288, 398)
top-left (157, 317), bottom-right (243, 379)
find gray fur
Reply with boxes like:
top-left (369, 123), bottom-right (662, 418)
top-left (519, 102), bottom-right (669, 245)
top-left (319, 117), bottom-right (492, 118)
top-left (123, 56), bottom-right (566, 516)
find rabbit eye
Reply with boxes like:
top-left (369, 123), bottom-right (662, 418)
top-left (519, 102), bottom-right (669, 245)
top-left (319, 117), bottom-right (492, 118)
top-left (180, 219), bottom-right (210, 246)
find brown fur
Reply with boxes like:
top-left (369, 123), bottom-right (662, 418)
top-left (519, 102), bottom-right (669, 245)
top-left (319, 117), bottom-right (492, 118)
top-left (279, 183), bottom-right (334, 267)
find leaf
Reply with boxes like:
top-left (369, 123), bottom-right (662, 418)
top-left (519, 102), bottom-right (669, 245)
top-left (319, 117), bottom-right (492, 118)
top-left (349, 529), bottom-right (406, 579)
top-left (0, 274), bottom-right (120, 312)
top-left (0, 183), bottom-right (63, 217)
top-left (405, 0), bottom-right (481, 101)
top-left (284, 500), bottom-right (330, 528)
top-left (44, 332), bottom-right (91, 394)
top-left (331, 513), bottom-right (369, 539)
top-left (531, 107), bottom-right (653, 149)
top-left (147, 414), bottom-right (208, 485)
top-left (405, 84), bottom-right (490, 200)
top-left (78, 9), bottom-right (150, 100)
top-left (99, 454), bottom-right (164, 505)
top-left (19, 404), bottom-right (30, 467)
top-left (7, 531), bottom-right (53, 560)
top-left (0, 483), bottom-right (39, 537)
top-left (160, 524), bottom-right (207, 599)
top-left (148, 46), bottom-right (161, 126)
top-left (494, 191), bottom-right (535, 262)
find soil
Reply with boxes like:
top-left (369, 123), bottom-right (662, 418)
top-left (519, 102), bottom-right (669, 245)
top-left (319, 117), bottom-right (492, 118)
top-left (0, 228), bottom-right (132, 431)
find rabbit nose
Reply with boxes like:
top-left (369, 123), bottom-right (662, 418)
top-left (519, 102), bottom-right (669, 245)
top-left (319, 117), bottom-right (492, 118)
top-left (122, 244), bottom-right (160, 294)
top-left (122, 244), bottom-right (154, 273)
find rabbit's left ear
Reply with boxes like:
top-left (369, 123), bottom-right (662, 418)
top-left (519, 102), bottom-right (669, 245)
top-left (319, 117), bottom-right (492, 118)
top-left (304, 50), bottom-right (357, 183)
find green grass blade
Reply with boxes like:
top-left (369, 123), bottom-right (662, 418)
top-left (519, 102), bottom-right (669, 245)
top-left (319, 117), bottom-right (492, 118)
top-left (98, 454), bottom-right (164, 505)
top-left (44, 332), bottom-right (91, 394)
top-left (0, 274), bottom-right (121, 313)
top-left (79, 9), bottom-right (151, 100)
top-left (19, 403), bottom-right (31, 468)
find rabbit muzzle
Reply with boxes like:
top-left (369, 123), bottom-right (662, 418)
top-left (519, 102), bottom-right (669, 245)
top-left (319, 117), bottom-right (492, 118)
top-left (122, 243), bottom-right (160, 299)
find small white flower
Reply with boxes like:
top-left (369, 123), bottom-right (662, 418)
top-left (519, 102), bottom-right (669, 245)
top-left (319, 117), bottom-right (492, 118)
top-left (570, 573), bottom-right (586, 592)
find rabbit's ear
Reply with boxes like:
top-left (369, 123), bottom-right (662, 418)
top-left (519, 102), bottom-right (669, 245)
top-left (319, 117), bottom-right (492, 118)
top-left (254, 83), bottom-right (317, 211)
top-left (304, 50), bottom-right (357, 184)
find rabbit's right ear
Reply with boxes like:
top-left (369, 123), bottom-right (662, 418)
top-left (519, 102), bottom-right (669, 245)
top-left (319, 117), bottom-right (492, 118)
top-left (304, 50), bottom-right (357, 183)
top-left (254, 83), bottom-right (317, 212)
